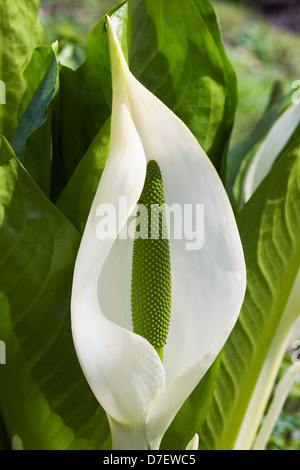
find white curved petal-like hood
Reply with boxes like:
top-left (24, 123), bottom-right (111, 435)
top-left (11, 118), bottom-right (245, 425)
top-left (243, 103), bottom-right (300, 203)
top-left (71, 15), bottom-right (246, 450)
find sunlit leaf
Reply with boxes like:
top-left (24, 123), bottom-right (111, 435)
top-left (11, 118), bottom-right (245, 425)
top-left (199, 138), bottom-right (300, 450)
top-left (10, 46), bottom-right (57, 197)
top-left (128, 0), bottom-right (237, 172)
top-left (0, 137), bottom-right (110, 449)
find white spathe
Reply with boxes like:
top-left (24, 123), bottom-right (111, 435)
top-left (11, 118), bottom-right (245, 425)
top-left (71, 15), bottom-right (246, 450)
top-left (243, 103), bottom-right (300, 203)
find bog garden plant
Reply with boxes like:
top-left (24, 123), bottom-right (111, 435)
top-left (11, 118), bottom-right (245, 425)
top-left (0, 0), bottom-right (299, 450)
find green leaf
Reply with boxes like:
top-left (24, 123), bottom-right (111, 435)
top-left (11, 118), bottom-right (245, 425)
top-left (128, 0), bottom-right (237, 172)
top-left (56, 119), bottom-right (111, 234)
top-left (198, 138), bottom-right (300, 450)
top-left (265, 80), bottom-right (285, 112)
top-left (17, 46), bottom-right (57, 123)
top-left (51, 65), bottom-right (91, 198)
top-left (9, 46), bottom-right (57, 196)
top-left (0, 137), bottom-right (110, 449)
top-left (0, 0), bottom-right (44, 139)
top-left (22, 112), bottom-right (54, 198)
top-left (160, 351), bottom-right (223, 450)
top-left (226, 93), bottom-right (290, 211)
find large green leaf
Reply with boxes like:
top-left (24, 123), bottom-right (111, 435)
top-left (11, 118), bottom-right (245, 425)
top-left (128, 0), bottom-right (237, 173)
top-left (21, 113), bottom-right (54, 198)
top-left (0, 137), bottom-right (110, 449)
top-left (50, 64), bottom-right (90, 199)
top-left (16, 46), bottom-right (57, 122)
top-left (56, 119), bottom-right (111, 234)
top-left (9, 46), bottom-right (58, 197)
top-left (0, 0), bottom-right (43, 139)
top-left (198, 138), bottom-right (300, 450)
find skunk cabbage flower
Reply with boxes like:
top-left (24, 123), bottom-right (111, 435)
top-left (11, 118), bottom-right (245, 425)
top-left (71, 16), bottom-right (246, 450)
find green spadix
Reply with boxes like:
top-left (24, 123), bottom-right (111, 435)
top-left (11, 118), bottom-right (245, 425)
top-left (131, 160), bottom-right (172, 361)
